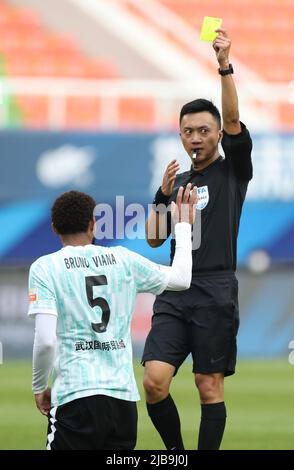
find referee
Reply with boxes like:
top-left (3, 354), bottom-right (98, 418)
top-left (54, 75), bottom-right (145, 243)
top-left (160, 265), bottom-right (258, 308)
top-left (142, 29), bottom-right (253, 450)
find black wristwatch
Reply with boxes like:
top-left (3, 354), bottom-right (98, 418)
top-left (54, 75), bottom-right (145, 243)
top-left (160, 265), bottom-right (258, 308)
top-left (153, 187), bottom-right (170, 207)
top-left (218, 63), bottom-right (234, 76)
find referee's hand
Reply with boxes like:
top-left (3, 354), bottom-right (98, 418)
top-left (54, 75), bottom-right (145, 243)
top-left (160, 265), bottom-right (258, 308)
top-left (213, 28), bottom-right (231, 68)
top-left (161, 159), bottom-right (180, 197)
top-left (171, 183), bottom-right (198, 225)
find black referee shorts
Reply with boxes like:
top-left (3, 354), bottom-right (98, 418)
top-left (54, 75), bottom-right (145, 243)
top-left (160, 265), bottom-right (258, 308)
top-left (142, 274), bottom-right (239, 377)
top-left (47, 394), bottom-right (137, 450)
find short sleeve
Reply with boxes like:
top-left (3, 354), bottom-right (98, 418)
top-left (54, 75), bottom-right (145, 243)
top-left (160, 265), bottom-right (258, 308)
top-left (222, 121), bottom-right (253, 181)
top-left (121, 248), bottom-right (169, 295)
top-left (28, 260), bottom-right (58, 317)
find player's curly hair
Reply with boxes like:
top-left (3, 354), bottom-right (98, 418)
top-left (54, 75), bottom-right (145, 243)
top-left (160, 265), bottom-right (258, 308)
top-left (51, 190), bottom-right (96, 235)
top-left (180, 98), bottom-right (221, 129)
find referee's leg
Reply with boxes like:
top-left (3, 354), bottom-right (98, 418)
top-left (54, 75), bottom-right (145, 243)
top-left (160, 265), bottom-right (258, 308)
top-left (195, 372), bottom-right (226, 450)
top-left (142, 314), bottom-right (189, 450)
top-left (189, 301), bottom-right (238, 450)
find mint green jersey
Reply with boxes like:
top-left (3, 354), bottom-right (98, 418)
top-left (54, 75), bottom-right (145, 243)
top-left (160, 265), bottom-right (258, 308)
top-left (28, 244), bottom-right (169, 407)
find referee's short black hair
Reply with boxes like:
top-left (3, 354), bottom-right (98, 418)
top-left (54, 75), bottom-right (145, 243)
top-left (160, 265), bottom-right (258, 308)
top-left (180, 99), bottom-right (221, 129)
top-left (51, 190), bottom-right (96, 235)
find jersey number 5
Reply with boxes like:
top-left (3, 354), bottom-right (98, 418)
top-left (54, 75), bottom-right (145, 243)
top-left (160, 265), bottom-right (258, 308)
top-left (85, 275), bottom-right (110, 333)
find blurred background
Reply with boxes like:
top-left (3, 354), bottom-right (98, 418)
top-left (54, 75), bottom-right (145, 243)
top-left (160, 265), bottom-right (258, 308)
top-left (0, 0), bottom-right (294, 449)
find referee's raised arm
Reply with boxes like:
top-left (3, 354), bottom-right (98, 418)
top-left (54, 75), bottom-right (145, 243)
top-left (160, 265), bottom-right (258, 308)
top-left (213, 28), bottom-right (241, 136)
top-left (145, 159), bottom-right (179, 247)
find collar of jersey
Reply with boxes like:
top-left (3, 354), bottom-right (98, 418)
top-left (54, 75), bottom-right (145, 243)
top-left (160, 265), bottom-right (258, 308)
top-left (189, 155), bottom-right (222, 175)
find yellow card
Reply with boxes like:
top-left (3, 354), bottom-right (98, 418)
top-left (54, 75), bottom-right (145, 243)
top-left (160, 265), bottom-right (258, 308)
top-left (200, 16), bottom-right (222, 41)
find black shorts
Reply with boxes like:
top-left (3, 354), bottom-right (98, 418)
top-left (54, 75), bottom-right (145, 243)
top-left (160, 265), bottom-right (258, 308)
top-left (142, 274), bottom-right (239, 377)
top-left (47, 394), bottom-right (137, 450)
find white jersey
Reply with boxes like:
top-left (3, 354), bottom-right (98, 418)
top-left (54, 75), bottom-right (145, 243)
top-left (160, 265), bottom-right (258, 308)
top-left (28, 244), bottom-right (169, 407)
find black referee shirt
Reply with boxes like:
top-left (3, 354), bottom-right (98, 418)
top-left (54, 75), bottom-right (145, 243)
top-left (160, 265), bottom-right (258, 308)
top-left (161, 122), bottom-right (253, 276)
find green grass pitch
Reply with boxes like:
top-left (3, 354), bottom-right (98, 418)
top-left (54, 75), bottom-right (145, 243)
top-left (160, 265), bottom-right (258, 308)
top-left (0, 359), bottom-right (293, 450)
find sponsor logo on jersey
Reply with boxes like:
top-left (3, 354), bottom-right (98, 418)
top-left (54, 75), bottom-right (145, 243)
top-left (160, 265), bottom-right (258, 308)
top-left (29, 288), bottom-right (37, 303)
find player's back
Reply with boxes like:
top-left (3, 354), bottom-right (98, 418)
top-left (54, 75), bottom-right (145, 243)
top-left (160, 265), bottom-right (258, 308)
top-left (30, 244), bottom-right (141, 406)
top-left (48, 244), bottom-right (136, 339)
top-left (29, 243), bottom-right (168, 406)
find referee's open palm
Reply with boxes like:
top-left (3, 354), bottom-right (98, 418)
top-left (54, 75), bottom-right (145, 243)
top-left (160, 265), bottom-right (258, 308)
top-left (161, 159), bottom-right (180, 196)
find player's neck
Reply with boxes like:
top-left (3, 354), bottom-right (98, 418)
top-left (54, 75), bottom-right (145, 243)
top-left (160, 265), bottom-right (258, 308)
top-left (60, 232), bottom-right (93, 247)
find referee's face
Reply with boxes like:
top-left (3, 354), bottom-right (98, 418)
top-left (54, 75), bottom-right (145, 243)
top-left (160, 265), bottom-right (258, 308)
top-left (180, 111), bottom-right (222, 170)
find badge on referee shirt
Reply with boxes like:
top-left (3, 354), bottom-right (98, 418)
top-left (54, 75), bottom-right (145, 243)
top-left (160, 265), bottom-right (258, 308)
top-left (196, 186), bottom-right (209, 210)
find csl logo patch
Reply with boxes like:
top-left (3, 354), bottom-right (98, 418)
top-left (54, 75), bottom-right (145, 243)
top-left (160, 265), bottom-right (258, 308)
top-left (29, 288), bottom-right (37, 303)
top-left (196, 186), bottom-right (209, 210)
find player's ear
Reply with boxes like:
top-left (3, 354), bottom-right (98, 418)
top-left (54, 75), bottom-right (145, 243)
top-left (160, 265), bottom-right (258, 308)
top-left (89, 218), bottom-right (95, 232)
top-left (218, 130), bottom-right (223, 143)
top-left (51, 222), bottom-right (59, 235)
top-left (89, 218), bottom-right (96, 241)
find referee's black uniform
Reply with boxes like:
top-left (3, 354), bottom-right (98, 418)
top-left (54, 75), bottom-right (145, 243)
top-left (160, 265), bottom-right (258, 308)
top-left (142, 122), bottom-right (253, 377)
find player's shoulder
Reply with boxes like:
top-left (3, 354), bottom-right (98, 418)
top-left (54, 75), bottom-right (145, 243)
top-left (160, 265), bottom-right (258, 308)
top-left (109, 245), bottom-right (131, 260)
top-left (91, 244), bottom-right (124, 255)
top-left (91, 244), bottom-right (131, 262)
top-left (109, 245), bottom-right (141, 264)
top-left (29, 250), bottom-right (61, 272)
top-left (89, 244), bottom-right (145, 268)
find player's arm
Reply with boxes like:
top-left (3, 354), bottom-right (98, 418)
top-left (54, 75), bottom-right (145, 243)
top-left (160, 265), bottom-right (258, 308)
top-left (161, 183), bottom-right (197, 291)
top-left (146, 159), bottom-right (180, 247)
top-left (28, 262), bottom-right (58, 416)
top-left (213, 28), bottom-right (241, 135)
top-left (133, 184), bottom-right (197, 294)
top-left (33, 314), bottom-right (57, 416)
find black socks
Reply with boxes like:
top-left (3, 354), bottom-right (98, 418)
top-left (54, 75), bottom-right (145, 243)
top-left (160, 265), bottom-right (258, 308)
top-left (147, 394), bottom-right (184, 450)
top-left (197, 402), bottom-right (227, 450)
top-left (147, 397), bottom-right (226, 450)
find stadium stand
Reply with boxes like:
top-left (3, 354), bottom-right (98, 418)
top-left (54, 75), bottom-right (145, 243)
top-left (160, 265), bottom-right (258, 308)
top-left (0, 0), bottom-right (292, 129)
top-left (158, 0), bottom-right (293, 81)
top-left (0, 0), bottom-right (120, 127)
top-left (119, 0), bottom-right (293, 128)
top-left (0, 2), bottom-right (119, 79)
top-left (158, 0), bottom-right (294, 126)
